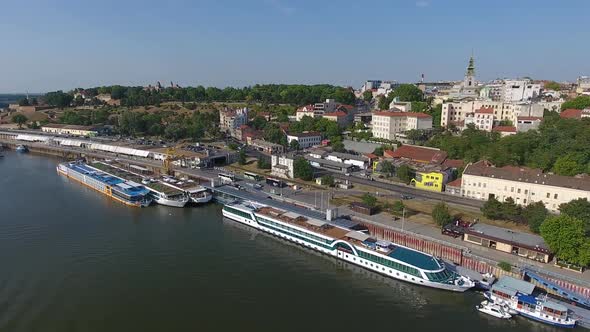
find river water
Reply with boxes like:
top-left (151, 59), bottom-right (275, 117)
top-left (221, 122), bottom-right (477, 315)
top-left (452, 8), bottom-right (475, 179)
top-left (0, 152), bottom-right (563, 332)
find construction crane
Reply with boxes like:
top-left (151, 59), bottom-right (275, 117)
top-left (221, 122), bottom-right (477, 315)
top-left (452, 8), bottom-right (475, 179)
top-left (163, 147), bottom-right (178, 175)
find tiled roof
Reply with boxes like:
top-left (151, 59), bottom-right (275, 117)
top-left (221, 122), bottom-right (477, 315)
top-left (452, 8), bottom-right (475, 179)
top-left (442, 159), bottom-right (464, 169)
top-left (517, 116), bottom-right (542, 121)
top-left (287, 131), bottom-right (321, 138)
top-left (475, 107), bottom-right (494, 114)
top-left (446, 178), bottom-right (462, 188)
top-left (388, 145), bottom-right (447, 164)
top-left (492, 126), bottom-right (517, 132)
top-left (373, 111), bottom-right (432, 119)
top-left (365, 153), bottom-right (378, 159)
top-left (560, 109), bottom-right (582, 119)
top-left (323, 111), bottom-right (347, 117)
top-left (463, 160), bottom-right (590, 191)
top-left (337, 104), bottom-right (355, 110)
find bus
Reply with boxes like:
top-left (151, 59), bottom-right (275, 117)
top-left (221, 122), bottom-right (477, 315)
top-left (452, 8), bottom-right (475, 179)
top-left (244, 171), bottom-right (264, 181)
top-left (218, 173), bottom-right (235, 183)
top-left (266, 177), bottom-right (285, 188)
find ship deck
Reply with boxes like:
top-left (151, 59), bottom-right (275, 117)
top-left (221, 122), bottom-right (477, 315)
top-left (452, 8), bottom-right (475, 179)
top-left (255, 205), bottom-right (441, 271)
top-left (91, 162), bottom-right (183, 196)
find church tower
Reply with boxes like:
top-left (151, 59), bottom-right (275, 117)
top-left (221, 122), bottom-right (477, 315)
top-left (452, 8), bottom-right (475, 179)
top-left (464, 56), bottom-right (475, 87)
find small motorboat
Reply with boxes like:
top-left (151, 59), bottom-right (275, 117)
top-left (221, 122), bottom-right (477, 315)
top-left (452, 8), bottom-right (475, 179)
top-left (476, 300), bottom-right (512, 319)
top-left (476, 272), bottom-right (496, 291)
top-left (16, 145), bottom-right (28, 153)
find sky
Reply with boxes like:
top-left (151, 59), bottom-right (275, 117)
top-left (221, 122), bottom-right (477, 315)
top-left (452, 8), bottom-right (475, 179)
top-left (1, 0), bottom-right (589, 93)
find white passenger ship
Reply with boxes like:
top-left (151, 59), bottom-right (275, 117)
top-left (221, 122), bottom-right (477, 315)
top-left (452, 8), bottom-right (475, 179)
top-left (222, 202), bottom-right (475, 292)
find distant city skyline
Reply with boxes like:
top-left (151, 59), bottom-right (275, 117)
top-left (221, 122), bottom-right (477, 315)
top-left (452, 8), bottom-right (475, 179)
top-left (1, 0), bottom-right (589, 93)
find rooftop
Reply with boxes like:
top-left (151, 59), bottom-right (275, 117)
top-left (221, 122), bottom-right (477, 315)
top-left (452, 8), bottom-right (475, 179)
top-left (387, 145), bottom-right (448, 165)
top-left (492, 126), bottom-right (517, 133)
top-left (465, 222), bottom-right (550, 253)
top-left (387, 246), bottom-right (442, 271)
top-left (560, 108), bottom-right (582, 119)
top-left (446, 178), bottom-right (462, 188)
top-left (464, 160), bottom-right (590, 191)
top-left (373, 111), bottom-right (431, 119)
top-left (494, 276), bottom-right (535, 295)
top-left (323, 111), bottom-right (347, 117)
top-left (287, 131), bottom-right (322, 138)
top-left (475, 107), bottom-right (494, 114)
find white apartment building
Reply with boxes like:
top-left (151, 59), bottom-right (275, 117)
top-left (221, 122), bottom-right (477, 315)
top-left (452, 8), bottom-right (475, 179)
top-left (271, 154), bottom-right (295, 178)
top-left (463, 108), bottom-right (493, 131)
top-left (441, 100), bottom-right (544, 127)
top-left (461, 161), bottom-right (590, 212)
top-left (502, 80), bottom-right (541, 102)
top-left (219, 107), bottom-right (249, 135)
top-left (372, 111), bottom-right (432, 140)
top-left (286, 131), bottom-right (322, 149)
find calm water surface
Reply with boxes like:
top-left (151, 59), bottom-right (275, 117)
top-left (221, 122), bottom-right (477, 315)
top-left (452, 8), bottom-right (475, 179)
top-left (0, 152), bottom-right (562, 332)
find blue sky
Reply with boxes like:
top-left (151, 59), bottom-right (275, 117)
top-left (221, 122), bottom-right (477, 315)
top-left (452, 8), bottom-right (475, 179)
top-left (1, 0), bottom-right (589, 93)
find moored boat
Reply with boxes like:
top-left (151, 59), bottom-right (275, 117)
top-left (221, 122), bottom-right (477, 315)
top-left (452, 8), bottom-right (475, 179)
top-left (222, 202), bottom-right (475, 292)
top-left (188, 187), bottom-right (212, 204)
top-left (16, 145), bottom-right (28, 153)
top-left (476, 300), bottom-right (512, 319)
top-left (57, 161), bottom-right (152, 207)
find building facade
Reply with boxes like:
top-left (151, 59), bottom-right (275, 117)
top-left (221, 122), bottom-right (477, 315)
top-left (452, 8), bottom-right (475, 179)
top-left (371, 111), bottom-right (432, 140)
top-left (461, 160), bottom-right (590, 212)
top-left (219, 107), bottom-right (249, 137)
top-left (286, 131), bottom-right (322, 149)
top-left (441, 100), bottom-right (545, 128)
top-left (41, 124), bottom-right (99, 137)
top-left (271, 154), bottom-right (295, 178)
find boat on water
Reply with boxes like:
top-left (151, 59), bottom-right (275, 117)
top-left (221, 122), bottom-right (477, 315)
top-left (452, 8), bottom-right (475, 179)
top-left (147, 184), bottom-right (190, 208)
top-left (476, 300), bottom-right (512, 319)
top-left (512, 294), bottom-right (576, 328)
top-left (188, 187), bottom-right (212, 204)
top-left (57, 161), bottom-right (152, 207)
top-left (487, 276), bottom-right (576, 328)
top-left (475, 272), bottom-right (496, 291)
top-left (16, 145), bottom-right (28, 153)
top-left (222, 202), bottom-right (475, 292)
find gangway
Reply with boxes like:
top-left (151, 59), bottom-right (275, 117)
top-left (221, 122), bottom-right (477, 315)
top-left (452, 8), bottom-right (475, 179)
top-left (523, 268), bottom-right (590, 308)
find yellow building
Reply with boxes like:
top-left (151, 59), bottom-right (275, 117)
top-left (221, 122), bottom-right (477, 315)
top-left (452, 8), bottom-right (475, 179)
top-left (411, 171), bottom-right (445, 192)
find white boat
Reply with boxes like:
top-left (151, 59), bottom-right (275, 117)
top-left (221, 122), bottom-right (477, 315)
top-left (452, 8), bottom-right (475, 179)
top-left (488, 276), bottom-right (576, 328)
top-left (512, 295), bottom-right (576, 328)
top-left (16, 145), bottom-right (28, 153)
top-left (188, 187), bottom-right (212, 204)
top-left (222, 202), bottom-right (475, 292)
top-left (476, 300), bottom-right (512, 319)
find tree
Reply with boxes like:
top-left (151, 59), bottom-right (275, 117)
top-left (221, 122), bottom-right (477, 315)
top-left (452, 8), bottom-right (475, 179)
top-left (251, 116), bottom-right (267, 130)
top-left (498, 119), bottom-right (513, 127)
top-left (289, 139), bottom-right (300, 151)
top-left (373, 146), bottom-right (384, 156)
top-left (320, 175), bottom-right (335, 187)
top-left (559, 198), bottom-right (590, 233)
top-left (406, 129), bottom-right (424, 144)
top-left (390, 84), bottom-right (423, 102)
top-left (481, 197), bottom-right (504, 220)
top-left (561, 96), bottom-right (590, 110)
top-left (330, 137), bottom-right (345, 152)
top-left (544, 81), bottom-right (561, 91)
top-left (362, 193), bottom-right (377, 208)
top-left (44, 91), bottom-right (73, 108)
top-left (293, 157), bottom-right (313, 181)
top-left (238, 150), bottom-right (247, 165)
top-left (257, 157), bottom-right (271, 169)
top-left (380, 160), bottom-right (394, 175)
top-left (12, 114), bottom-right (28, 128)
top-left (501, 197), bottom-right (523, 222)
top-left (378, 95), bottom-right (391, 110)
top-left (17, 98), bottom-right (29, 106)
top-left (553, 153), bottom-right (586, 176)
top-left (362, 90), bottom-right (373, 102)
top-left (228, 142), bottom-right (239, 150)
top-left (540, 215), bottom-right (590, 267)
top-left (396, 164), bottom-right (412, 184)
top-left (522, 201), bottom-right (549, 233)
top-left (432, 202), bottom-right (452, 226)
top-left (391, 200), bottom-right (405, 214)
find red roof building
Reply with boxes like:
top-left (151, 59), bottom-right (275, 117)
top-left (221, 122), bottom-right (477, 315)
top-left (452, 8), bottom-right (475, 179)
top-left (560, 109), bottom-right (583, 119)
top-left (387, 145), bottom-right (448, 165)
top-left (475, 107), bottom-right (494, 114)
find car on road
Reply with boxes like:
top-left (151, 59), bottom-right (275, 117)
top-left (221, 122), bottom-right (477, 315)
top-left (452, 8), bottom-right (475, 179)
top-left (253, 183), bottom-right (263, 190)
top-left (401, 195), bottom-right (414, 200)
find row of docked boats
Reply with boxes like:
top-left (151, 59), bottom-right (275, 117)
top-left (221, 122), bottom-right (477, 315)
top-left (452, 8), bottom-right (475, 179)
top-left (475, 275), bottom-right (577, 328)
top-left (57, 161), bottom-right (211, 208)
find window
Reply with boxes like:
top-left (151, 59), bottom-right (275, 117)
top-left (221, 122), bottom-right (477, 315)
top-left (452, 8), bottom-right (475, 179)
top-left (511, 187), bottom-right (514, 192)
top-left (524, 190), bottom-right (528, 195)
top-left (517, 188), bottom-right (521, 194)
top-left (554, 194), bottom-right (558, 199)
top-left (546, 193), bottom-right (550, 198)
